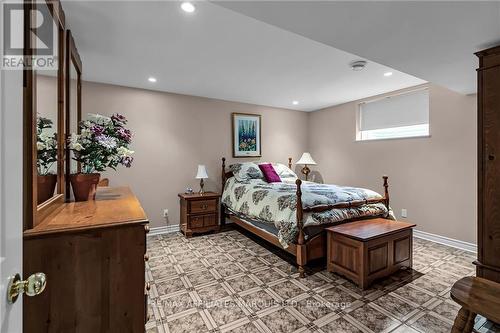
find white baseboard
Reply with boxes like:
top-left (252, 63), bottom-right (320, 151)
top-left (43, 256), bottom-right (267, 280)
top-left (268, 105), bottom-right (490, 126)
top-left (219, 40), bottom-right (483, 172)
top-left (148, 224), bottom-right (180, 236)
top-left (148, 220), bottom-right (233, 236)
top-left (148, 224), bottom-right (477, 253)
top-left (413, 229), bottom-right (477, 253)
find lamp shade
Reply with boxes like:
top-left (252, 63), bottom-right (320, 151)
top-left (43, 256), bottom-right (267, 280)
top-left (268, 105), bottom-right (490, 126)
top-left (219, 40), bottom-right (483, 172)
top-left (296, 152), bottom-right (317, 165)
top-left (195, 165), bottom-right (208, 179)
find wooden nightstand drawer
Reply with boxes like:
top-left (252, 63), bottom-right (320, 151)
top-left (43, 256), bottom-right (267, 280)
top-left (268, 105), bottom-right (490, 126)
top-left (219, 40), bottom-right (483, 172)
top-left (189, 216), bottom-right (204, 228)
top-left (203, 214), bottom-right (217, 227)
top-left (189, 214), bottom-right (217, 228)
top-left (189, 199), bottom-right (217, 214)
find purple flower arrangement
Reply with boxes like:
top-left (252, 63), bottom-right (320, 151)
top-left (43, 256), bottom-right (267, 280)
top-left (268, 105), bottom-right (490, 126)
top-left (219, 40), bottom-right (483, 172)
top-left (68, 113), bottom-right (134, 174)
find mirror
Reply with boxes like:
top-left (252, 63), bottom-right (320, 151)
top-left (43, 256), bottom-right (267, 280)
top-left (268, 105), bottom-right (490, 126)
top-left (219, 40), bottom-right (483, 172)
top-left (65, 31), bottom-right (82, 200)
top-left (23, 0), bottom-right (66, 229)
top-left (69, 57), bottom-right (78, 175)
top-left (35, 3), bottom-right (59, 205)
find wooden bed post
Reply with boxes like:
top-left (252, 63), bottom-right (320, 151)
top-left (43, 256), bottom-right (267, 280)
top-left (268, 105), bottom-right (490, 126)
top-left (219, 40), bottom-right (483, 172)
top-left (383, 175), bottom-right (390, 210)
top-left (296, 179), bottom-right (307, 278)
top-left (288, 157), bottom-right (292, 169)
top-left (221, 157), bottom-right (226, 189)
top-left (221, 157), bottom-right (227, 227)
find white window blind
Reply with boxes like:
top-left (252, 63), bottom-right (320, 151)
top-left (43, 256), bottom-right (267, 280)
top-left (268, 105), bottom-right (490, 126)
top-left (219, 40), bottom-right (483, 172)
top-left (359, 89), bottom-right (429, 131)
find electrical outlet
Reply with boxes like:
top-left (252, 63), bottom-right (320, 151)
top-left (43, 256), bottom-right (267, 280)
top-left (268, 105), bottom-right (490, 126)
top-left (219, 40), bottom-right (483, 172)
top-left (401, 209), bottom-right (407, 218)
top-left (163, 209), bottom-right (169, 217)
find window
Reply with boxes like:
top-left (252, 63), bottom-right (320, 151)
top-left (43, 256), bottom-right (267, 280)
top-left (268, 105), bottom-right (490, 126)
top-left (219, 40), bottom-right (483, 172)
top-left (357, 89), bottom-right (429, 141)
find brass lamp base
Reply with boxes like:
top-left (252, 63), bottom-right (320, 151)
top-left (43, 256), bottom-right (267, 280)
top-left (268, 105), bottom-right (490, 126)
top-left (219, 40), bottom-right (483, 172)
top-left (301, 165), bottom-right (311, 181)
top-left (199, 179), bottom-right (205, 194)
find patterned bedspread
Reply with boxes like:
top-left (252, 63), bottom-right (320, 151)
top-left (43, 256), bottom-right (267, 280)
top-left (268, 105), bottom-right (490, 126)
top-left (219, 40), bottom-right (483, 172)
top-left (222, 177), bottom-right (392, 247)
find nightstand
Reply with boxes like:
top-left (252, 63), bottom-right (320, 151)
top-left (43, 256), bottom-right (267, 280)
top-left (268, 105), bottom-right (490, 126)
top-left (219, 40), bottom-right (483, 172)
top-left (178, 192), bottom-right (220, 237)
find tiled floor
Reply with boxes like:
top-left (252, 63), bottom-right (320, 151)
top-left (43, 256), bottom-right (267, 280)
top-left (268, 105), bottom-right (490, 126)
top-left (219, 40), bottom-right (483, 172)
top-left (145, 229), bottom-right (483, 333)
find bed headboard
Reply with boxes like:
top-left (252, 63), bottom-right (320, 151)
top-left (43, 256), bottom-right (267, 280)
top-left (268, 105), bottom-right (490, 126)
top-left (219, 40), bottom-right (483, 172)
top-left (221, 157), bottom-right (233, 189)
top-left (221, 157), bottom-right (293, 190)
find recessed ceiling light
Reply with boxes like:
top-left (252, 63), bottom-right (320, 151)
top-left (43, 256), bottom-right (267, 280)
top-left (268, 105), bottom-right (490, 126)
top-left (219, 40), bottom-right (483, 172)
top-left (384, 72), bottom-right (393, 77)
top-left (181, 2), bottom-right (196, 13)
top-left (292, 101), bottom-right (299, 105)
top-left (350, 60), bottom-right (367, 71)
top-left (148, 77), bottom-right (157, 83)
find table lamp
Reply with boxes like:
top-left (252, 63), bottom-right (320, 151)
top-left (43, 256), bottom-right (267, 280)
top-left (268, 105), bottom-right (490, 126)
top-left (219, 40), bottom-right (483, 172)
top-left (196, 165), bottom-right (208, 194)
top-left (296, 152), bottom-right (317, 181)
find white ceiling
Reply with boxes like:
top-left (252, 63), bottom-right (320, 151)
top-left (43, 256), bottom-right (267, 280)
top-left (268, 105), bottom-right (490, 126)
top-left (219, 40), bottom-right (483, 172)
top-left (216, 1), bottom-right (500, 95)
top-left (61, 1), bottom-right (426, 111)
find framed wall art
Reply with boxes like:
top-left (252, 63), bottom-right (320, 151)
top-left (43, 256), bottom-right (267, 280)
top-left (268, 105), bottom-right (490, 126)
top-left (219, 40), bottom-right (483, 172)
top-left (232, 113), bottom-right (261, 158)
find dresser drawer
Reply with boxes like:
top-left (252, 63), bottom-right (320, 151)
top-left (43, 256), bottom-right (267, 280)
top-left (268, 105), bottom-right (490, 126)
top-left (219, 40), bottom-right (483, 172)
top-left (145, 291), bottom-right (149, 323)
top-left (24, 223), bottom-right (148, 332)
top-left (189, 199), bottom-right (217, 214)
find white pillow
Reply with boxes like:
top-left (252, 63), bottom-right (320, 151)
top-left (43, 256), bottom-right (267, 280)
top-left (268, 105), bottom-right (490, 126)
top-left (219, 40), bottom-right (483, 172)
top-left (230, 162), bottom-right (298, 182)
top-left (271, 163), bottom-right (298, 180)
top-left (229, 162), bottom-right (263, 181)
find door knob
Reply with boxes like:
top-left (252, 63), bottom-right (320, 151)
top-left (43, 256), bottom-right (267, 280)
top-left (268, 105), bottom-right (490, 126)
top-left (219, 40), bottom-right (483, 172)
top-left (7, 272), bottom-right (47, 304)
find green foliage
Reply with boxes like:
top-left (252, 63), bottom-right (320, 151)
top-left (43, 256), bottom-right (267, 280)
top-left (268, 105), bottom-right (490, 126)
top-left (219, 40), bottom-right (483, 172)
top-left (36, 115), bottom-right (57, 175)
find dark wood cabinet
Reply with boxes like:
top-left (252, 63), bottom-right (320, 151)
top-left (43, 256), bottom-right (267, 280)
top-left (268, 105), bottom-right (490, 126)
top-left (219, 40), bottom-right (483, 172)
top-left (476, 45), bottom-right (500, 283)
top-left (23, 187), bottom-right (149, 333)
top-left (179, 192), bottom-right (220, 237)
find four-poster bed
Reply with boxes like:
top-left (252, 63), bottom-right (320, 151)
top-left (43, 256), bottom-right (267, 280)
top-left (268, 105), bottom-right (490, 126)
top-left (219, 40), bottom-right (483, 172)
top-left (220, 157), bottom-right (391, 277)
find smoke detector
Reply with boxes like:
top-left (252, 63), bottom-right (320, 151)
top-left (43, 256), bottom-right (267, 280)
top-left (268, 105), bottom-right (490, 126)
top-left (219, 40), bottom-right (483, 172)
top-left (350, 60), bottom-right (367, 71)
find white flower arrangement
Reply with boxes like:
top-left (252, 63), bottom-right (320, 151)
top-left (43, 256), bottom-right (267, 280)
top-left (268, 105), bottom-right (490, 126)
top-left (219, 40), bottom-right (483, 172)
top-left (37, 116), bottom-right (58, 176)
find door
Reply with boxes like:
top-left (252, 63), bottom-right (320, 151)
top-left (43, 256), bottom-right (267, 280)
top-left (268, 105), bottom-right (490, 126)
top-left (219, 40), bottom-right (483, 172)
top-left (2, 3), bottom-right (50, 331)
top-left (0, 59), bottom-right (24, 331)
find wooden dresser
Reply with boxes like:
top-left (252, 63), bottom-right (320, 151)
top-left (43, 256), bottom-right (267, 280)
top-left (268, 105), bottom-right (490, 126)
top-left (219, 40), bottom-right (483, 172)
top-left (23, 187), bottom-right (149, 332)
top-left (475, 45), bottom-right (500, 283)
top-left (178, 192), bottom-right (220, 237)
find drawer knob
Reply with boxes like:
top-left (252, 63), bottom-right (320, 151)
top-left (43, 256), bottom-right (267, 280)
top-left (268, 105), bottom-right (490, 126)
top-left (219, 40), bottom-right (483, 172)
top-left (146, 282), bottom-right (151, 291)
top-left (144, 225), bottom-right (150, 234)
top-left (144, 254), bottom-right (149, 262)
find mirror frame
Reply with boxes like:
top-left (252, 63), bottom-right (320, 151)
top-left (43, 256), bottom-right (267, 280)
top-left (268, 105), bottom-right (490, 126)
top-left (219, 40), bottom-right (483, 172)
top-left (23, 0), bottom-right (66, 229)
top-left (65, 30), bottom-right (82, 201)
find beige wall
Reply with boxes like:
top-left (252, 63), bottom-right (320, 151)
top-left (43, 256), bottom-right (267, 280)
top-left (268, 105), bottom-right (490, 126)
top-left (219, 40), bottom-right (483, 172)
top-left (81, 81), bottom-right (309, 228)
top-left (78, 80), bottom-right (476, 244)
top-left (308, 84), bottom-right (477, 244)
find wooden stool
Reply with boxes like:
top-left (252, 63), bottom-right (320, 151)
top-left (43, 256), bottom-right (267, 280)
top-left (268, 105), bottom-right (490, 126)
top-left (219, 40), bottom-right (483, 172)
top-left (450, 276), bottom-right (500, 333)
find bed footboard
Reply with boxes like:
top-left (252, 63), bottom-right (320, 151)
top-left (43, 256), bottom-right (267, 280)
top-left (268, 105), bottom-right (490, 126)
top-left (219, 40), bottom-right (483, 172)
top-left (294, 175), bottom-right (390, 277)
top-left (220, 157), bottom-right (391, 278)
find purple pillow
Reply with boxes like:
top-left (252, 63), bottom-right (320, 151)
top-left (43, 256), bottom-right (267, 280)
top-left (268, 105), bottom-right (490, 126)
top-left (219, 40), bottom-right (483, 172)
top-left (258, 163), bottom-right (282, 183)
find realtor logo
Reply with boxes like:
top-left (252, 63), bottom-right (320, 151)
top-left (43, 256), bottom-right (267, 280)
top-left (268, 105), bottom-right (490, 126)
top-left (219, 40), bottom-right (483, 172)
top-left (2, 2), bottom-right (57, 70)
